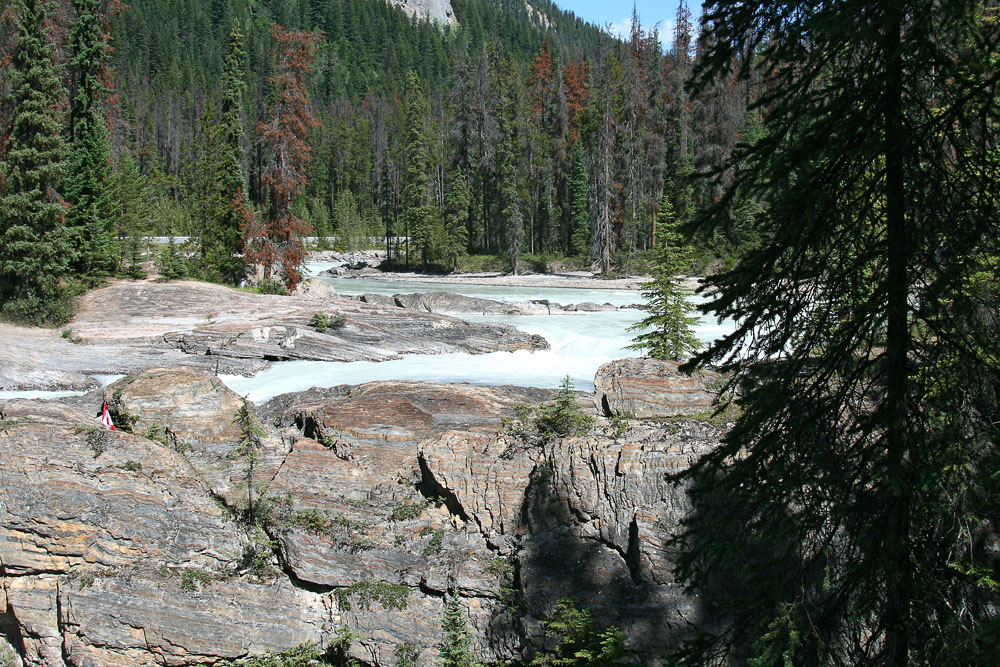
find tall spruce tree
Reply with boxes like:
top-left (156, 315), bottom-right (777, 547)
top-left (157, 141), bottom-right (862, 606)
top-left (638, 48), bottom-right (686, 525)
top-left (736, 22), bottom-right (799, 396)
top-left (439, 594), bottom-right (479, 667)
top-left (401, 72), bottom-right (438, 269)
top-left (66, 0), bottom-right (117, 277)
top-left (568, 142), bottom-right (588, 256)
top-left (673, 1), bottom-right (1000, 664)
top-left (209, 20), bottom-right (250, 284)
top-left (627, 193), bottom-right (699, 361)
top-left (443, 166), bottom-right (470, 271)
top-left (0, 0), bottom-right (73, 324)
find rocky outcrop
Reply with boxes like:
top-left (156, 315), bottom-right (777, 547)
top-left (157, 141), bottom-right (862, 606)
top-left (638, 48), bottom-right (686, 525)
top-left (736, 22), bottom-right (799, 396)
top-left (594, 357), bottom-right (721, 418)
top-left (354, 291), bottom-right (617, 316)
top-left (389, 0), bottom-right (457, 26)
top-left (1, 280), bottom-right (548, 390)
top-left (0, 369), bottom-right (723, 666)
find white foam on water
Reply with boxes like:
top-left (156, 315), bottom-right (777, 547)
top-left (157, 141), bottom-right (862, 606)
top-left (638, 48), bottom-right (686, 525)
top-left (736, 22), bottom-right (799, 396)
top-left (220, 279), bottom-right (734, 402)
top-left (0, 389), bottom-right (87, 400)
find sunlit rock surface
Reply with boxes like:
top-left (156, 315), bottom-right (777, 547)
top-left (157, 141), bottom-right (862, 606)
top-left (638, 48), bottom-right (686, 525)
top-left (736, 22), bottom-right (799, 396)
top-left (594, 357), bottom-right (721, 418)
top-left (0, 279), bottom-right (548, 391)
top-left (0, 369), bottom-right (724, 666)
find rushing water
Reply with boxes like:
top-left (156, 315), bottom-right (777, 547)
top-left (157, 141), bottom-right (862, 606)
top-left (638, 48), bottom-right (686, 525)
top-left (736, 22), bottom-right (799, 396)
top-left (5, 262), bottom-right (732, 403)
top-left (219, 264), bottom-right (733, 402)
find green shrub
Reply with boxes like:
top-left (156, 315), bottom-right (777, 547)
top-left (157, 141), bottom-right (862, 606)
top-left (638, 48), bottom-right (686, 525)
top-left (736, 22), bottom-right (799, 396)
top-left (333, 581), bottom-right (410, 612)
top-left (391, 499), bottom-right (430, 521)
top-left (501, 376), bottom-right (593, 451)
top-left (293, 508), bottom-right (332, 534)
top-left (309, 312), bottom-right (330, 332)
top-left (529, 597), bottom-right (628, 666)
top-left (179, 568), bottom-right (214, 591)
top-left (253, 278), bottom-right (287, 295)
top-left (394, 642), bottom-right (420, 667)
top-left (236, 526), bottom-right (279, 579)
top-left (422, 529), bottom-right (444, 556)
top-left (123, 460), bottom-right (143, 471)
top-left (84, 427), bottom-right (113, 458)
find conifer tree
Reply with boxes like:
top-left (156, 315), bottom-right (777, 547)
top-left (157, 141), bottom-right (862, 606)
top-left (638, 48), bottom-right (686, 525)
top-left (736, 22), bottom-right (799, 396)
top-left (251, 24), bottom-right (319, 291)
top-left (230, 396), bottom-right (267, 526)
top-left (568, 143), bottom-right (588, 256)
top-left (207, 20), bottom-right (250, 284)
top-left (627, 193), bottom-right (699, 361)
top-left (114, 151), bottom-right (150, 261)
top-left (402, 72), bottom-right (438, 269)
top-left (497, 63), bottom-right (524, 275)
top-left (439, 594), bottom-right (479, 667)
top-left (0, 0), bottom-right (73, 324)
top-left (66, 0), bottom-right (117, 277)
top-left (673, 1), bottom-right (1000, 664)
top-left (443, 167), bottom-right (470, 271)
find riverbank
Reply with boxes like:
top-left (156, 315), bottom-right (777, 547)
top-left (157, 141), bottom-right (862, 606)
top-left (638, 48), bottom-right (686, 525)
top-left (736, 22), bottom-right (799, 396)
top-left (310, 249), bottom-right (700, 291)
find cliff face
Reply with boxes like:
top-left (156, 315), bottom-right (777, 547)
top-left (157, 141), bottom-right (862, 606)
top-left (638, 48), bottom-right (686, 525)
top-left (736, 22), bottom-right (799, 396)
top-left (0, 367), bottom-right (724, 666)
top-left (389, 0), bottom-right (457, 26)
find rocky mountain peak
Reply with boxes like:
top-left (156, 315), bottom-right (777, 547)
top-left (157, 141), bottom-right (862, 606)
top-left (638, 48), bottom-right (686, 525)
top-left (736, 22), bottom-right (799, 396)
top-left (389, 0), bottom-right (458, 26)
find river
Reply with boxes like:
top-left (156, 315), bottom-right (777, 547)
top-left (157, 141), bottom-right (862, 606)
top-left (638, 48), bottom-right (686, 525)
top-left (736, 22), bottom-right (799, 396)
top-left (0, 263), bottom-right (731, 403)
top-left (219, 263), bottom-right (732, 402)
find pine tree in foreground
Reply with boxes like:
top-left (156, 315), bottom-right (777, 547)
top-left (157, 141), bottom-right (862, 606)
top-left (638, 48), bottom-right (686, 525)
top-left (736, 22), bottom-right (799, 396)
top-left (673, 1), bottom-right (1000, 664)
top-left (0, 0), bottom-right (73, 325)
top-left (627, 193), bottom-right (700, 362)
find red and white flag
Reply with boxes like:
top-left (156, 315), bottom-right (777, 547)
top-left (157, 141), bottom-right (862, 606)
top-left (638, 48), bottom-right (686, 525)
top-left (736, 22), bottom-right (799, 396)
top-left (100, 402), bottom-right (115, 431)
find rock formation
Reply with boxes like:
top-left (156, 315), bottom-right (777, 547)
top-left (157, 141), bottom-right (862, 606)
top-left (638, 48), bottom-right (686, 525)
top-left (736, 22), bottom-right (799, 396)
top-left (355, 291), bottom-right (617, 316)
top-left (594, 357), bottom-right (721, 418)
top-left (388, 0), bottom-right (457, 26)
top-left (0, 366), bottom-right (726, 666)
top-left (0, 280), bottom-right (547, 391)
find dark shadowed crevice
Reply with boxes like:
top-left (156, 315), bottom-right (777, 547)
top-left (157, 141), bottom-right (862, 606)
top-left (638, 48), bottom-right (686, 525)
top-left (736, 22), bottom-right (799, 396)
top-left (625, 515), bottom-right (643, 585)
top-left (0, 589), bottom-right (26, 666)
top-left (416, 454), bottom-right (469, 522)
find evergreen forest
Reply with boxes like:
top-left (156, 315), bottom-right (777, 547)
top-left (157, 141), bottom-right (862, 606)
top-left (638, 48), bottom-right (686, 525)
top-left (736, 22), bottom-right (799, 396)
top-left (1, 0), bottom-right (753, 318)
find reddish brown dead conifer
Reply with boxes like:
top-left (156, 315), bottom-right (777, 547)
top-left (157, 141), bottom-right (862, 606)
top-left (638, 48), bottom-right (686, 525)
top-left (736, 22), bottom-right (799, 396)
top-left (254, 23), bottom-right (320, 290)
top-left (526, 39), bottom-right (553, 119)
top-left (562, 58), bottom-right (587, 145)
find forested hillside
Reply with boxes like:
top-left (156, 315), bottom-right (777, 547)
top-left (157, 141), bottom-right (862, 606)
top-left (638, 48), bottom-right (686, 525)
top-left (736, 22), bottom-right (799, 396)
top-left (0, 0), bottom-right (753, 309)
top-left (109, 0), bottom-right (751, 267)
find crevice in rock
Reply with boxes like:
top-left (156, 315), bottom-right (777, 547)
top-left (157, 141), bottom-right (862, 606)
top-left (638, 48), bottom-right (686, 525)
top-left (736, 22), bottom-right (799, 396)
top-left (416, 454), bottom-right (469, 522)
top-left (296, 412), bottom-right (322, 441)
top-left (625, 515), bottom-right (643, 585)
top-left (56, 579), bottom-right (71, 667)
top-left (418, 580), bottom-right (446, 598)
top-left (0, 590), bottom-right (27, 666)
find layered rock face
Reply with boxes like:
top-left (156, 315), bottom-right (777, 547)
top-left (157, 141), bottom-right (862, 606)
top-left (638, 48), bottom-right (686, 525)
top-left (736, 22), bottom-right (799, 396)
top-left (594, 357), bottom-right (721, 418)
top-left (0, 367), bottom-right (723, 666)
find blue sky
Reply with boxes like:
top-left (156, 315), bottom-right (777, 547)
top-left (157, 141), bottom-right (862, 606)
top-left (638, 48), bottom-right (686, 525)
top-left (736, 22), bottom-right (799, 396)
top-left (555, 0), bottom-right (687, 41)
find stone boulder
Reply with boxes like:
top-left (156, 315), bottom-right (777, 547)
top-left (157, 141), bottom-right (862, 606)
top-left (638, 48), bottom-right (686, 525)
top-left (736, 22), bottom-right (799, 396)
top-left (391, 292), bottom-right (550, 316)
top-left (102, 367), bottom-right (286, 500)
top-left (104, 367), bottom-right (243, 447)
top-left (593, 357), bottom-right (720, 418)
top-left (293, 277), bottom-right (338, 300)
top-left (561, 301), bottom-right (617, 312)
